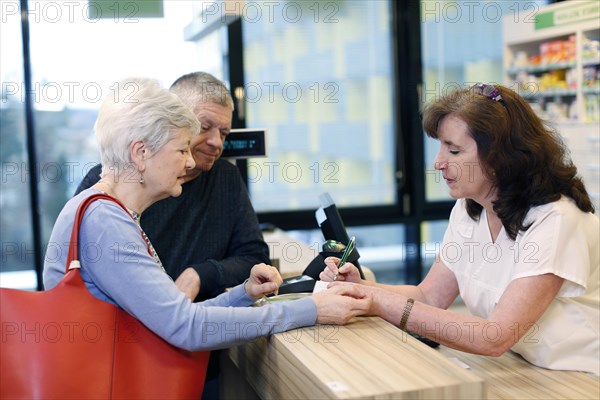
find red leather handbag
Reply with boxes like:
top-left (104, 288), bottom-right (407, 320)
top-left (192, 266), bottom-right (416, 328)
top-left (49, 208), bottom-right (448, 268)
top-left (0, 193), bottom-right (210, 399)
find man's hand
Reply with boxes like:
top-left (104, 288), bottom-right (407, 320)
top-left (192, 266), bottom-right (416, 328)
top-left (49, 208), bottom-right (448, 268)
top-left (245, 263), bottom-right (282, 299)
top-left (175, 267), bottom-right (201, 301)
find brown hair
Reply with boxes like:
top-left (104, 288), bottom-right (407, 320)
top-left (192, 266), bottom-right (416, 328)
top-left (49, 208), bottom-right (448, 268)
top-left (422, 84), bottom-right (593, 240)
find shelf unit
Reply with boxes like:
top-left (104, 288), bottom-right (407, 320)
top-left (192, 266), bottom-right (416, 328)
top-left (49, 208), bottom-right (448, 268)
top-left (503, 1), bottom-right (600, 210)
top-left (504, 15), bottom-right (599, 121)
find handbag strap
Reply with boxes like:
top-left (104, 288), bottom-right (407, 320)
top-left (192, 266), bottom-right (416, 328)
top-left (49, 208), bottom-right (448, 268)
top-left (65, 193), bottom-right (152, 273)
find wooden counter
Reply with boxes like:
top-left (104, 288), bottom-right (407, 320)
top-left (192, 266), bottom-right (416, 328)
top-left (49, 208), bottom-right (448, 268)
top-left (438, 346), bottom-right (599, 400)
top-left (224, 317), bottom-right (599, 399)
top-left (226, 316), bottom-right (484, 399)
top-left (249, 230), bottom-right (599, 399)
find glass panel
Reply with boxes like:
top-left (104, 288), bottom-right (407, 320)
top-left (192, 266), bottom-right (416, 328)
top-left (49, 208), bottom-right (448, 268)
top-left (29, 1), bottom-right (199, 248)
top-left (350, 224), bottom-right (407, 284)
top-left (421, 219), bottom-right (448, 277)
top-left (190, 27), bottom-right (228, 81)
top-left (186, 0), bottom-right (229, 81)
top-left (1, 8), bottom-right (36, 288)
top-left (23, 0), bottom-right (203, 251)
top-left (1, 1), bottom-right (225, 288)
top-left (241, 0), bottom-right (396, 212)
top-left (420, 0), bottom-right (549, 202)
top-left (418, 0), bottom-right (548, 280)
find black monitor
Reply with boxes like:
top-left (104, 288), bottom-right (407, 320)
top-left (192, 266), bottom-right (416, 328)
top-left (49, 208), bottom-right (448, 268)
top-left (315, 193), bottom-right (365, 279)
top-left (221, 128), bottom-right (267, 159)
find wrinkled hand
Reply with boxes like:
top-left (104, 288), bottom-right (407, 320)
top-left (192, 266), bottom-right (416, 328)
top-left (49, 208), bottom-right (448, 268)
top-left (175, 267), bottom-right (201, 301)
top-left (245, 263), bottom-right (282, 300)
top-left (311, 284), bottom-right (372, 325)
top-left (319, 257), bottom-right (363, 283)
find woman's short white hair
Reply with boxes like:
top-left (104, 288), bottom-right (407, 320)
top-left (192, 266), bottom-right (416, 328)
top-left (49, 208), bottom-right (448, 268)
top-left (95, 78), bottom-right (200, 178)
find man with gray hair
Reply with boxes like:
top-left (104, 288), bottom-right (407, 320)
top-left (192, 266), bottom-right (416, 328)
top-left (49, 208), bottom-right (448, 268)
top-left (75, 72), bottom-right (270, 399)
top-left (76, 72), bottom-right (268, 300)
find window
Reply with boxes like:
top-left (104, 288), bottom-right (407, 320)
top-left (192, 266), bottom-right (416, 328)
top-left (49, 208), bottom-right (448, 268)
top-left (241, 1), bottom-right (396, 212)
top-left (421, 0), bottom-right (549, 201)
top-left (1, 0), bottom-right (208, 288)
top-left (1, 8), bottom-right (35, 289)
top-left (418, 0), bottom-right (550, 278)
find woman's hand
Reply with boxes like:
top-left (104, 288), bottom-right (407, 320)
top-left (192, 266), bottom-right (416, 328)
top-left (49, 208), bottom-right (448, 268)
top-left (244, 263), bottom-right (282, 299)
top-left (319, 257), bottom-right (363, 283)
top-left (311, 284), bottom-right (372, 325)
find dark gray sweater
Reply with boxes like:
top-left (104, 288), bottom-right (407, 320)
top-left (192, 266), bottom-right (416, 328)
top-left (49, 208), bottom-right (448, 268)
top-left (75, 159), bottom-right (270, 301)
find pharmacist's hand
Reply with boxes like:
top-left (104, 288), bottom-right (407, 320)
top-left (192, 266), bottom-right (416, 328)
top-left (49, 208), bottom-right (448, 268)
top-left (245, 263), bottom-right (282, 300)
top-left (175, 267), bottom-right (201, 301)
top-left (319, 257), bottom-right (363, 283)
top-left (328, 281), bottom-right (405, 318)
top-left (312, 284), bottom-right (372, 325)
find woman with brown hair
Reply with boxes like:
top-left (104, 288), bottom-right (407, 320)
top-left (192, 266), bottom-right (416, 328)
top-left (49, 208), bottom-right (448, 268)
top-left (322, 83), bottom-right (599, 375)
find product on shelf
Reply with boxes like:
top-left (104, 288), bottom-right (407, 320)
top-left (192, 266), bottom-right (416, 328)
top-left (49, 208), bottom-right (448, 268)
top-left (582, 67), bottom-right (598, 87)
top-left (585, 95), bottom-right (600, 123)
top-left (539, 36), bottom-right (576, 65)
top-left (539, 70), bottom-right (568, 91)
top-left (504, 3), bottom-right (599, 124)
top-left (582, 38), bottom-right (600, 62)
top-left (546, 101), bottom-right (569, 121)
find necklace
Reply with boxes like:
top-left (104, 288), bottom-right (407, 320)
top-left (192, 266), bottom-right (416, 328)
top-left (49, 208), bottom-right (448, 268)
top-left (127, 209), bottom-right (166, 273)
top-left (95, 180), bottom-right (166, 273)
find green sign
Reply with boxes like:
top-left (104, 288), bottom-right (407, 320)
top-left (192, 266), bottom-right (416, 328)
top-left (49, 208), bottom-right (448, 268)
top-left (535, 1), bottom-right (599, 30)
top-left (88, 1), bottom-right (164, 20)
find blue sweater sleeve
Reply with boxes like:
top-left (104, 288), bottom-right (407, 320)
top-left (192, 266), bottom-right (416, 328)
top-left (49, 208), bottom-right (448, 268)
top-left (43, 191), bottom-right (317, 351)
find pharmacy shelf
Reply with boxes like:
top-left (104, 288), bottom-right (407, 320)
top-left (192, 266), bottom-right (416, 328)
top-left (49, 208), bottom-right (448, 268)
top-left (503, 1), bottom-right (599, 124)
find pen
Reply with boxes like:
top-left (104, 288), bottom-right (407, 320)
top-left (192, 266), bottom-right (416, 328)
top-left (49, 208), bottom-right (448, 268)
top-left (334, 236), bottom-right (355, 280)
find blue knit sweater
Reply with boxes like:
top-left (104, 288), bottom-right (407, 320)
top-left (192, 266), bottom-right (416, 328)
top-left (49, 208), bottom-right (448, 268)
top-left (43, 188), bottom-right (317, 351)
top-left (74, 160), bottom-right (270, 301)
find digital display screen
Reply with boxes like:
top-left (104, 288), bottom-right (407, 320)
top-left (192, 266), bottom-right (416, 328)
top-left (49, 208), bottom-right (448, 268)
top-left (222, 129), bottom-right (267, 158)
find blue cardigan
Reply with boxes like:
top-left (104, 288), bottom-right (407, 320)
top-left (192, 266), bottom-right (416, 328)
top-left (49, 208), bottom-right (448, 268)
top-left (74, 160), bottom-right (271, 301)
top-left (43, 188), bottom-right (316, 351)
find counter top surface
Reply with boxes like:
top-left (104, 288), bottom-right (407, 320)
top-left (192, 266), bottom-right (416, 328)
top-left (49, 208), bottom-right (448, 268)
top-left (228, 316), bottom-right (599, 399)
top-left (246, 230), bottom-right (600, 399)
top-left (438, 346), bottom-right (599, 399)
top-left (230, 316), bottom-right (484, 399)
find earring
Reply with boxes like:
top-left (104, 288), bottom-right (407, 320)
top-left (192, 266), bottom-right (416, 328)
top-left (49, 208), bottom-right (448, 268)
top-left (139, 174), bottom-right (145, 184)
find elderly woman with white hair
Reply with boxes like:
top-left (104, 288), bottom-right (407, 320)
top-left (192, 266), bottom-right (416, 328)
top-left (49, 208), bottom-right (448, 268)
top-left (43, 78), bottom-right (372, 352)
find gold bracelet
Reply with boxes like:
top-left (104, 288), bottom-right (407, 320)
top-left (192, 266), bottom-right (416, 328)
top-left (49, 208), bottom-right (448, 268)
top-left (399, 298), bottom-right (414, 331)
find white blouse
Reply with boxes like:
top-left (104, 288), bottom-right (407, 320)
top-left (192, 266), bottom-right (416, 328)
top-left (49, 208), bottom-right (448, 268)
top-left (440, 197), bottom-right (599, 375)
